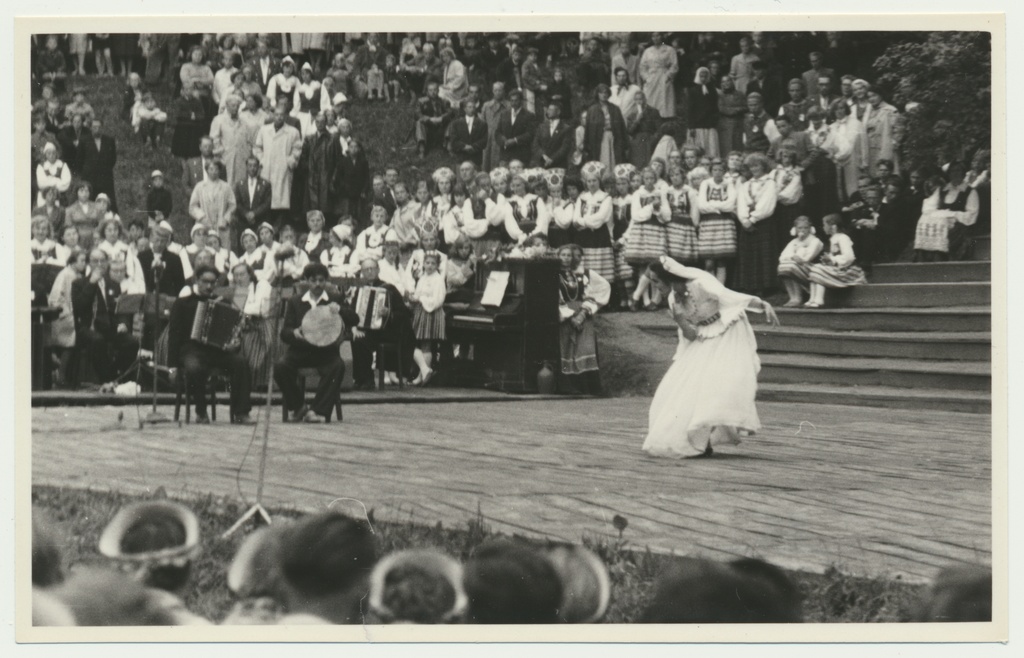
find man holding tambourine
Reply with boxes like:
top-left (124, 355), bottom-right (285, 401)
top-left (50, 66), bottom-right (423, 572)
top-left (167, 264), bottom-right (255, 425)
top-left (276, 262), bottom-right (360, 423)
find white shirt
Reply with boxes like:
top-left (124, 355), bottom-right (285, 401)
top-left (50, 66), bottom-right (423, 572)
top-left (247, 176), bottom-right (258, 201)
top-left (301, 289), bottom-right (330, 306)
top-left (550, 119), bottom-right (560, 136)
top-left (259, 57), bottom-right (271, 83)
top-left (337, 135), bottom-right (349, 155)
top-left (465, 116), bottom-right (475, 133)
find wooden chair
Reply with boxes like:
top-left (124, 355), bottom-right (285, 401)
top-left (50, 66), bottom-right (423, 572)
top-left (280, 367), bottom-right (344, 423)
top-left (174, 371), bottom-right (228, 423)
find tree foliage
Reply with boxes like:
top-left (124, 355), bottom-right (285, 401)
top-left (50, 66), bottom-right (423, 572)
top-left (874, 31), bottom-right (992, 171)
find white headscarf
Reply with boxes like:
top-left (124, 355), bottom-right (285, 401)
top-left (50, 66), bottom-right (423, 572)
top-left (694, 67), bottom-right (711, 95)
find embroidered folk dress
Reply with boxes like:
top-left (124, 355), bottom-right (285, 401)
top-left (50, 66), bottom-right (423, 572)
top-left (558, 267), bottom-right (611, 375)
top-left (643, 263), bottom-right (764, 458)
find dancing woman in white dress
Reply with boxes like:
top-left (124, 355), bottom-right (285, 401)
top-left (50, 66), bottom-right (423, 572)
top-left (642, 256), bottom-right (779, 458)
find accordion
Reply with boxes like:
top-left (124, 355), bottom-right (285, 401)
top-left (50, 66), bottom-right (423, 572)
top-left (190, 300), bottom-right (244, 350)
top-left (353, 286), bottom-right (390, 330)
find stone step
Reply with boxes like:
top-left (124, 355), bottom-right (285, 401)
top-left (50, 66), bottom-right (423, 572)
top-left (835, 281), bottom-right (990, 308)
top-left (757, 382), bottom-right (990, 414)
top-left (974, 235), bottom-right (991, 261)
top-left (754, 326), bottom-right (991, 361)
top-left (870, 261), bottom-right (991, 284)
top-left (763, 306), bottom-right (991, 333)
top-left (759, 353), bottom-right (991, 391)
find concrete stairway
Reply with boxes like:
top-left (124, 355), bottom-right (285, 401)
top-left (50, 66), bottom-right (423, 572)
top-left (754, 247), bottom-right (992, 414)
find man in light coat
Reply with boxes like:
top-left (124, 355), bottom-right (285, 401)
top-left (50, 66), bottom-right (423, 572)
top-left (253, 104), bottom-right (303, 229)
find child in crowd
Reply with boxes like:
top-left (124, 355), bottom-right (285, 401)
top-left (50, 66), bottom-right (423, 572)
top-left (321, 223), bottom-right (358, 278)
top-left (409, 251), bottom-right (446, 383)
top-left (180, 224), bottom-right (209, 280)
top-left (696, 159), bottom-right (739, 284)
top-left (440, 186), bottom-right (468, 247)
top-left (610, 165), bottom-right (636, 309)
top-left (31, 215), bottom-right (62, 265)
top-left (805, 214), bottom-right (866, 308)
top-left (353, 205), bottom-right (390, 266)
top-left (238, 228), bottom-right (269, 280)
top-left (549, 175), bottom-right (579, 250)
top-left (625, 167), bottom-right (670, 311)
top-left (664, 166), bottom-right (698, 265)
top-left (777, 216), bottom-right (824, 307)
top-left (366, 62), bottom-right (386, 101)
top-left (205, 232), bottom-right (239, 277)
top-left (411, 180), bottom-right (443, 250)
top-left (507, 174), bottom-right (549, 238)
top-left (406, 231), bottom-right (448, 287)
top-left (136, 93), bottom-right (168, 148)
top-left (300, 210), bottom-right (329, 263)
top-left (146, 170), bottom-right (173, 220)
top-left (445, 233), bottom-right (476, 297)
top-left (383, 53), bottom-right (402, 102)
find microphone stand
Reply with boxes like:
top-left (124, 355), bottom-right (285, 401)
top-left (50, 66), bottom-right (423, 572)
top-left (222, 259), bottom-right (283, 537)
top-left (141, 258), bottom-right (172, 428)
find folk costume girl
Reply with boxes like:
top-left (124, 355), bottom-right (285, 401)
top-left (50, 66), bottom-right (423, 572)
top-left (31, 215), bottom-right (62, 266)
top-left (777, 216), bottom-right (824, 307)
top-left (805, 214), bottom-right (867, 308)
top-left (611, 164), bottom-right (638, 306)
top-left (696, 159), bottom-right (739, 283)
top-left (642, 256), bottom-right (779, 459)
top-left (267, 56), bottom-right (301, 114)
top-left (557, 244), bottom-right (611, 393)
top-left (664, 167), bottom-right (699, 265)
top-left (229, 262), bottom-right (274, 387)
top-left (507, 175), bottom-right (550, 238)
top-left (300, 210), bottom-right (330, 264)
top-left (772, 148), bottom-right (806, 248)
top-left (625, 166), bottom-right (670, 268)
top-left (321, 224), bottom-right (358, 278)
top-left (734, 153), bottom-right (779, 295)
top-left (238, 228), bottom-right (270, 281)
top-left (544, 169), bottom-right (574, 249)
top-left (461, 172), bottom-right (520, 259)
top-left (409, 250), bottom-right (446, 371)
top-left (574, 162), bottom-right (616, 282)
top-left (353, 206), bottom-right (391, 266)
top-left (294, 63), bottom-right (322, 137)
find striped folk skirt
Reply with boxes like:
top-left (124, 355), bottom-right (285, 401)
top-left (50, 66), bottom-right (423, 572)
top-left (696, 213), bottom-right (738, 259)
top-left (666, 219), bottom-right (698, 263)
top-left (777, 260), bottom-right (813, 283)
top-left (613, 247), bottom-right (634, 282)
top-left (808, 262), bottom-right (867, 288)
top-left (576, 227), bottom-right (616, 282)
top-left (560, 300), bottom-right (599, 375)
top-left (624, 222), bottom-right (667, 266)
top-left (239, 316), bottom-right (275, 387)
top-left (733, 218), bottom-right (778, 292)
top-left (412, 304), bottom-right (446, 341)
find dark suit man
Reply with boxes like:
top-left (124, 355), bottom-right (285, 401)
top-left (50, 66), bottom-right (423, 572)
top-left (416, 81), bottom-right (452, 157)
top-left (137, 224), bottom-right (186, 296)
top-left (495, 88), bottom-right (537, 166)
top-left (71, 249), bottom-right (137, 384)
top-left (746, 62), bottom-right (783, 118)
top-left (449, 98), bottom-right (488, 168)
top-left (301, 114), bottom-right (337, 224)
top-left (167, 264), bottom-right (253, 424)
top-left (56, 115), bottom-right (91, 176)
top-left (494, 48), bottom-right (525, 94)
top-left (234, 156), bottom-right (273, 251)
top-left (530, 102), bottom-right (574, 169)
top-left (249, 39), bottom-right (281, 95)
top-left (80, 118), bottom-right (118, 211)
top-left (276, 263), bottom-right (359, 422)
top-left (185, 136), bottom-right (218, 191)
top-left (349, 258), bottom-right (417, 390)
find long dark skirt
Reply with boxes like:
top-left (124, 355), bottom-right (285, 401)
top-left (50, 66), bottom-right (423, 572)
top-left (733, 218), bottom-right (778, 293)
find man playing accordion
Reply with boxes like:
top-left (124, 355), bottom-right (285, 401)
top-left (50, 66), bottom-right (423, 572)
top-left (350, 258), bottom-right (418, 390)
top-left (167, 265), bottom-right (255, 425)
top-left (276, 263), bottom-right (359, 423)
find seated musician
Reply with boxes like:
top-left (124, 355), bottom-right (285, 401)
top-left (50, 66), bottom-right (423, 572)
top-left (276, 263), bottom-right (359, 423)
top-left (71, 248), bottom-right (140, 386)
top-left (350, 257), bottom-right (425, 390)
top-left (167, 265), bottom-right (255, 425)
top-left (179, 250), bottom-right (228, 297)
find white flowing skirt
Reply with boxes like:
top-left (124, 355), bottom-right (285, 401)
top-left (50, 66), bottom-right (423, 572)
top-left (642, 315), bottom-right (762, 458)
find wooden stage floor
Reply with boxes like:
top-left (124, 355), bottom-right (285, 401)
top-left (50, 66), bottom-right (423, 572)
top-left (31, 397), bottom-right (992, 583)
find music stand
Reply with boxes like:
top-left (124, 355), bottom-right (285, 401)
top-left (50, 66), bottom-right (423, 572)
top-left (222, 260), bottom-right (284, 537)
top-left (140, 261), bottom-right (172, 428)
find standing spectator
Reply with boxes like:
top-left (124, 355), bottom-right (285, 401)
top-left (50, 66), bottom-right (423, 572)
top-left (546, 68), bottom-right (574, 125)
top-left (234, 156), bottom-right (273, 250)
top-left (438, 47), bottom-right (469, 109)
top-left (65, 182), bottom-right (101, 251)
top-left (137, 222), bottom-right (186, 296)
top-left (610, 68), bottom-right (642, 121)
top-left (212, 50), bottom-right (239, 108)
top-left (253, 104), bottom-right (303, 229)
top-left (36, 36), bottom-right (68, 94)
top-left (36, 142), bottom-right (71, 207)
top-left (830, 101), bottom-right (866, 202)
top-left (801, 52), bottom-right (835, 99)
top-left (582, 85), bottom-right (627, 171)
top-left (172, 88), bottom-right (213, 161)
top-left (768, 115), bottom-right (812, 164)
top-left (734, 152), bottom-right (779, 296)
top-left (210, 96), bottom-right (254, 188)
top-left (824, 32), bottom-right (857, 78)
top-left (729, 36), bottom-right (760, 94)
top-left (240, 94), bottom-right (268, 139)
top-left (496, 88), bottom-right (537, 168)
top-left (332, 138), bottom-right (370, 227)
top-left (68, 34), bottom-right (89, 77)
top-left (495, 47), bottom-right (525, 98)
top-left (812, 74), bottom-right (840, 115)
top-left (141, 33), bottom-right (179, 86)
top-left (301, 113), bottom-right (336, 226)
top-left (416, 81), bottom-right (451, 159)
top-left (687, 67), bottom-right (720, 159)
top-left (249, 38), bottom-right (280, 96)
top-left (863, 88), bottom-right (901, 176)
top-left (110, 33), bottom-right (138, 79)
top-left (180, 45), bottom-right (215, 97)
top-left (449, 98), bottom-right (488, 168)
top-left (80, 118), bottom-right (118, 212)
top-left (520, 47), bottom-right (544, 114)
top-left (71, 249), bottom-right (138, 385)
top-left (57, 113), bottom-right (91, 177)
top-left (624, 90), bottom-right (662, 168)
top-left (742, 93), bottom-right (779, 155)
top-left (574, 162), bottom-right (616, 283)
top-left (184, 136), bottom-right (218, 191)
top-left (804, 108), bottom-right (843, 228)
top-left (480, 82), bottom-right (509, 171)
top-left (639, 32), bottom-right (679, 119)
top-left (744, 61), bottom-right (780, 117)
top-left (778, 78), bottom-right (815, 132)
top-left (716, 74), bottom-right (746, 155)
top-left (146, 170), bottom-right (172, 221)
top-left (294, 63), bottom-right (322, 137)
top-left (610, 36), bottom-right (641, 89)
top-left (531, 101), bottom-right (574, 169)
top-left (576, 38), bottom-right (610, 98)
top-left (189, 159), bottom-right (237, 249)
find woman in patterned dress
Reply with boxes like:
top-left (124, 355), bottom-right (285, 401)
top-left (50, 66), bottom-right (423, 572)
top-left (573, 162), bottom-right (616, 283)
top-left (638, 32), bottom-right (678, 119)
top-left (229, 262), bottom-right (274, 387)
top-left (696, 159), bottom-right (739, 284)
top-left (557, 244), bottom-right (611, 394)
top-left (805, 214), bottom-right (867, 308)
top-left (664, 166), bottom-right (698, 265)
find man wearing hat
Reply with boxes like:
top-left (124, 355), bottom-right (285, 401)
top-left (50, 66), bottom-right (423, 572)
top-left (167, 264), bottom-right (254, 425)
top-left (233, 156), bottom-right (273, 253)
top-left (276, 263), bottom-right (359, 423)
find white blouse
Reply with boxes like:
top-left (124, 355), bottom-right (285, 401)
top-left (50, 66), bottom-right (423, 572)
top-left (737, 174), bottom-right (778, 226)
top-left (411, 271), bottom-right (447, 313)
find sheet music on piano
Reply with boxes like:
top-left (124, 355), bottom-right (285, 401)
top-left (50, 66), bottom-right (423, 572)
top-left (480, 271), bottom-right (510, 307)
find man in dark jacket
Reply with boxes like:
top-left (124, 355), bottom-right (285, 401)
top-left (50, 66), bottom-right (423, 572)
top-left (449, 98), bottom-right (488, 168)
top-left (530, 101), bottom-right (574, 168)
top-left (495, 88), bottom-right (537, 166)
top-left (234, 156), bottom-right (273, 252)
top-left (80, 118), bottom-right (118, 211)
top-left (167, 264), bottom-right (253, 424)
top-left (71, 249), bottom-right (138, 385)
top-left (301, 113), bottom-right (337, 226)
top-left (415, 81), bottom-right (451, 158)
top-left (275, 263), bottom-right (359, 423)
top-left (349, 258), bottom-right (417, 390)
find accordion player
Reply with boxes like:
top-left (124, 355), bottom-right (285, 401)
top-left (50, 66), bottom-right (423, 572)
top-left (166, 265), bottom-right (254, 424)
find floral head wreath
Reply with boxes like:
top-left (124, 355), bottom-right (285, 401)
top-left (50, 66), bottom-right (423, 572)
top-left (613, 163), bottom-right (638, 181)
top-left (432, 167), bottom-right (455, 185)
top-left (489, 167), bottom-right (510, 187)
top-left (524, 167), bottom-right (547, 187)
top-left (544, 168), bottom-right (566, 188)
top-left (581, 161), bottom-right (606, 181)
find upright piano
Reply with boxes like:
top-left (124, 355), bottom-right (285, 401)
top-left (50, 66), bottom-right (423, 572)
top-left (445, 258), bottom-right (560, 392)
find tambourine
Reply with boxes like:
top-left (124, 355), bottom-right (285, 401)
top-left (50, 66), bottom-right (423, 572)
top-left (300, 305), bottom-right (344, 347)
top-left (97, 501), bottom-right (200, 569)
top-left (365, 550), bottom-right (469, 624)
